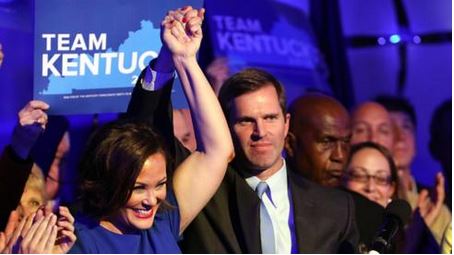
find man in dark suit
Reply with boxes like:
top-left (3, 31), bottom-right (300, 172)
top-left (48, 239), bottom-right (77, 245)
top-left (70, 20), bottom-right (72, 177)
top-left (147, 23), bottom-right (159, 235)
top-left (126, 7), bottom-right (358, 253)
top-left (285, 93), bottom-right (385, 252)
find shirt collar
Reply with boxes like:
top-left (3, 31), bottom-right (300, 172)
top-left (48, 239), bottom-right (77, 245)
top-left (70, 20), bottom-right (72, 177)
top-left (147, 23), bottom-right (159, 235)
top-left (245, 158), bottom-right (288, 202)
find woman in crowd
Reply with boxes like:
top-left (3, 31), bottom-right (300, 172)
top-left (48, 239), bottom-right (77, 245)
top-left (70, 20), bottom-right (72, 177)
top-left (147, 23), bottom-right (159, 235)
top-left (343, 141), bottom-right (446, 252)
top-left (0, 99), bottom-right (77, 253)
top-left (343, 141), bottom-right (398, 208)
top-left (69, 6), bottom-right (233, 253)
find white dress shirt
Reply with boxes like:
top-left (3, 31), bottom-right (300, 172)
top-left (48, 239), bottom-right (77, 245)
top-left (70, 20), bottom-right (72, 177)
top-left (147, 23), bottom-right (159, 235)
top-left (141, 64), bottom-right (174, 91)
top-left (245, 159), bottom-right (292, 254)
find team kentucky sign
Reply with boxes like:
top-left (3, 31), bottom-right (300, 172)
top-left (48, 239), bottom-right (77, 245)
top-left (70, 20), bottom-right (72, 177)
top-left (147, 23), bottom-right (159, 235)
top-left (34, 0), bottom-right (202, 114)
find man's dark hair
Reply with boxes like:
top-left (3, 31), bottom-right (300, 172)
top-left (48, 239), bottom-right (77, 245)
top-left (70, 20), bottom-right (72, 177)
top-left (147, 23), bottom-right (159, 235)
top-left (374, 95), bottom-right (417, 128)
top-left (78, 120), bottom-right (168, 219)
top-left (30, 115), bottom-right (69, 176)
top-left (430, 99), bottom-right (451, 143)
top-left (429, 99), bottom-right (452, 161)
top-left (218, 68), bottom-right (287, 119)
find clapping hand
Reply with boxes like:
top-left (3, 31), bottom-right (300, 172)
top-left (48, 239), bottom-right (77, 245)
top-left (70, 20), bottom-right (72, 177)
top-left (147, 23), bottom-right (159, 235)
top-left (52, 206), bottom-right (76, 254)
top-left (417, 172), bottom-right (445, 227)
top-left (0, 206), bottom-right (76, 254)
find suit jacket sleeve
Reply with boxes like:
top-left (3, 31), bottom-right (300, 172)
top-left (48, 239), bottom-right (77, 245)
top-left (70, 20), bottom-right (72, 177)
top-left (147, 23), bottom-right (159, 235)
top-left (339, 191), bottom-right (360, 253)
top-left (125, 63), bottom-right (190, 172)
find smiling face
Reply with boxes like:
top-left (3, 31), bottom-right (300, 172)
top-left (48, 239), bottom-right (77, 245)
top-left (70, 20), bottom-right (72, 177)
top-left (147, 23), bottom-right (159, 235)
top-left (345, 148), bottom-right (395, 207)
top-left (229, 84), bottom-right (289, 179)
top-left (101, 152), bottom-right (167, 234)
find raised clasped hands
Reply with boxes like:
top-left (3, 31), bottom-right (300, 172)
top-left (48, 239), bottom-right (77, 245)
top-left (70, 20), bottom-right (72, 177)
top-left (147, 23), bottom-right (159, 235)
top-left (161, 6), bottom-right (205, 59)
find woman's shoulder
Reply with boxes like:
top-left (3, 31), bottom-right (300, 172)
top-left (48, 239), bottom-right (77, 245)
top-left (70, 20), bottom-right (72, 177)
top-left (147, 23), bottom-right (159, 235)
top-left (69, 214), bottom-right (109, 253)
top-left (73, 213), bottom-right (100, 233)
top-left (155, 188), bottom-right (180, 237)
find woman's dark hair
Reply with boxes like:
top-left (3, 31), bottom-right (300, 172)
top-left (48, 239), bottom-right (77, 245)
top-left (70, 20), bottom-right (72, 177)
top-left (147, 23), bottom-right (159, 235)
top-left (78, 120), bottom-right (167, 219)
top-left (30, 115), bottom-right (69, 176)
top-left (347, 141), bottom-right (399, 198)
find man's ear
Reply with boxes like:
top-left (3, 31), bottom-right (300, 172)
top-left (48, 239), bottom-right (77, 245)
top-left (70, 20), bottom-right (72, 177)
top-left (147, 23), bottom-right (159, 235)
top-left (284, 113), bottom-right (291, 135)
top-left (285, 132), bottom-right (297, 157)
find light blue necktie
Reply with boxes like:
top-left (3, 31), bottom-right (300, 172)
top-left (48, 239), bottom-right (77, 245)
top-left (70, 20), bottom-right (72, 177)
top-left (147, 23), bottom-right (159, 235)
top-left (256, 181), bottom-right (275, 254)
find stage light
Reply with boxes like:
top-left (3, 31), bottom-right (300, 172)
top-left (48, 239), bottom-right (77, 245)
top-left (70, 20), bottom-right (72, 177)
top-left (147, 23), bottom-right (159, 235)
top-left (377, 37), bottom-right (386, 45)
top-left (412, 35), bottom-right (421, 44)
top-left (389, 34), bottom-right (401, 44)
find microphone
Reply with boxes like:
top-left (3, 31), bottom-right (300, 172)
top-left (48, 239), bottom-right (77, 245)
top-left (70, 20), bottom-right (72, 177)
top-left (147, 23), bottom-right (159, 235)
top-left (369, 199), bottom-right (412, 254)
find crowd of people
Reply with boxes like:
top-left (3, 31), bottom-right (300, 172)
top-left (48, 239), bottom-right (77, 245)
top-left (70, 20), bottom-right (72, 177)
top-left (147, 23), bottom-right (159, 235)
top-left (0, 5), bottom-right (451, 254)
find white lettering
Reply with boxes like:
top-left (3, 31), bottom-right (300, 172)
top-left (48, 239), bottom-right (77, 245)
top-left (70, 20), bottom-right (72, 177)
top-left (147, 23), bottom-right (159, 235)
top-left (61, 54), bottom-right (78, 76)
top-left (79, 53), bottom-right (99, 75)
top-left (42, 34), bottom-right (56, 51)
top-left (57, 34), bottom-right (71, 51)
top-left (42, 33), bottom-right (107, 51)
top-left (89, 33), bottom-right (106, 51)
top-left (100, 52), bottom-right (117, 75)
top-left (118, 52), bottom-right (137, 74)
top-left (71, 34), bottom-right (87, 51)
top-left (42, 53), bottom-right (60, 76)
top-left (41, 50), bottom-right (158, 77)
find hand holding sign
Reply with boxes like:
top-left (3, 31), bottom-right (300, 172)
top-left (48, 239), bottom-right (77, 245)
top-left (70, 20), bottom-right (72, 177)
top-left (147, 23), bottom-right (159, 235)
top-left (11, 100), bottom-right (50, 160)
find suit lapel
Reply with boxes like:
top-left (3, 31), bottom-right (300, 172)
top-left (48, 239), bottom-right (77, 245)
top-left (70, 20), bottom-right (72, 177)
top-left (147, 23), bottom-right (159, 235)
top-left (232, 169), bottom-right (262, 253)
top-left (288, 170), bottom-right (317, 253)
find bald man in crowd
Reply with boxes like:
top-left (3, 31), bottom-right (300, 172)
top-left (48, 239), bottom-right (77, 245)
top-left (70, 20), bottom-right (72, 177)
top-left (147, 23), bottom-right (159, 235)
top-left (285, 93), bottom-right (384, 251)
top-left (350, 101), bottom-right (395, 150)
top-left (285, 93), bottom-right (350, 187)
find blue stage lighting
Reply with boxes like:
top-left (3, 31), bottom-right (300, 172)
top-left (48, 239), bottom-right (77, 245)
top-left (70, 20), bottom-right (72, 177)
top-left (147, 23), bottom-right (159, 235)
top-left (389, 34), bottom-right (401, 44)
top-left (377, 37), bottom-right (386, 45)
top-left (412, 35), bottom-right (421, 44)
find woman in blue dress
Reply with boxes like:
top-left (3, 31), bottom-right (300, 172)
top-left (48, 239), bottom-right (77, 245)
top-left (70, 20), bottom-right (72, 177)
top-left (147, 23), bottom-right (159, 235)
top-left (69, 6), bottom-right (234, 253)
